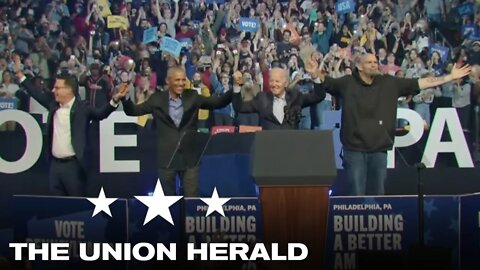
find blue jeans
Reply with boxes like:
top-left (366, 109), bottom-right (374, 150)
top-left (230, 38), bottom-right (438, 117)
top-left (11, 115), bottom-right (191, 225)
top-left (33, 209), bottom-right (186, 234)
top-left (314, 100), bottom-right (332, 130)
top-left (414, 103), bottom-right (430, 126)
top-left (299, 106), bottom-right (311, 129)
top-left (342, 150), bottom-right (387, 196)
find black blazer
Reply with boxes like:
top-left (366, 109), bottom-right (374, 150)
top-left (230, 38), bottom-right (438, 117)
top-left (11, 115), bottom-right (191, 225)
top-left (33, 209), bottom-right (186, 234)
top-left (122, 89), bottom-right (232, 169)
top-left (21, 79), bottom-right (117, 169)
top-left (233, 83), bottom-right (326, 129)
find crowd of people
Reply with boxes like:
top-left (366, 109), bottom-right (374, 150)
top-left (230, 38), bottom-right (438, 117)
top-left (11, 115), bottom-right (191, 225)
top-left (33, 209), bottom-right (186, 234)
top-left (0, 0), bottom-right (478, 132)
top-left (0, 0), bottom-right (478, 267)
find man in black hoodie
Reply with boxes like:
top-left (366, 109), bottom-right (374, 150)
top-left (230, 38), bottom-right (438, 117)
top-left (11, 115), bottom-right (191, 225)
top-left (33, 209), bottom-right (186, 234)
top-left (306, 53), bottom-right (472, 196)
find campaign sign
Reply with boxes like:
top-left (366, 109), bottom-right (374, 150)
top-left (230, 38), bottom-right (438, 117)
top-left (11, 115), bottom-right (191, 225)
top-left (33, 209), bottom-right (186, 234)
top-left (324, 196), bottom-right (418, 270)
top-left (13, 195), bottom-right (128, 270)
top-left (459, 193), bottom-right (480, 270)
top-left (205, 0), bottom-right (225, 4)
top-left (184, 197), bottom-right (263, 244)
top-left (462, 25), bottom-right (476, 38)
top-left (336, 0), bottom-right (355, 15)
top-left (430, 43), bottom-right (450, 63)
top-left (160, 37), bottom-right (182, 58)
top-left (457, 2), bottom-right (474, 16)
top-left (142, 26), bottom-right (158, 44)
top-left (238, 18), bottom-right (260, 32)
top-left (0, 98), bottom-right (17, 110)
top-left (178, 37), bottom-right (192, 49)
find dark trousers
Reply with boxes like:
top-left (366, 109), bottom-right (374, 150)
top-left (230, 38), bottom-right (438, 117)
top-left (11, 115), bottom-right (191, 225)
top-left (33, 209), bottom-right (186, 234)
top-left (342, 150), bottom-right (387, 196)
top-left (158, 166), bottom-right (199, 197)
top-left (50, 158), bottom-right (86, 196)
top-left (237, 113), bottom-right (259, 126)
top-left (214, 113), bottom-right (234, 126)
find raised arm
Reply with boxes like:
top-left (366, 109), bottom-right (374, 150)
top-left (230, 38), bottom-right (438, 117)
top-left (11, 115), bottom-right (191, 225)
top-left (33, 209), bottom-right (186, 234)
top-left (418, 64), bottom-right (471, 90)
top-left (88, 83), bottom-right (128, 120)
top-left (301, 83), bottom-right (326, 108)
top-left (199, 89), bottom-right (232, 109)
top-left (122, 87), bottom-right (155, 116)
top-left (14, 55), bottom-right (52, 108)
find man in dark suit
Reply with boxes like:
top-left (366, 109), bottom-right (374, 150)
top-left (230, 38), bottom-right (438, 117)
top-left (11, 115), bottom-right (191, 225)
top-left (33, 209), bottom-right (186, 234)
top-left (15, 56), bottom-right (128, 196)
top-left (121, 66), bottom-right (232, 197)
top-left (232, 68), bottom-right (326, 129)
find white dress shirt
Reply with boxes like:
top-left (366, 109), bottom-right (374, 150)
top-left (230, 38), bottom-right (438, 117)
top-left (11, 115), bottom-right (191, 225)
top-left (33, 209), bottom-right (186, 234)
top-left (273, 93), bottom-right (287, 123)
top-left (52, 97), bottom-right (76, 158)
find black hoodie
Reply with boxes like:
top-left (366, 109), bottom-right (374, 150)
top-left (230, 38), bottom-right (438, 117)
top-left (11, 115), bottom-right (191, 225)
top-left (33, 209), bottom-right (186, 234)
top-left (323, 70), bottom-right (420, 152)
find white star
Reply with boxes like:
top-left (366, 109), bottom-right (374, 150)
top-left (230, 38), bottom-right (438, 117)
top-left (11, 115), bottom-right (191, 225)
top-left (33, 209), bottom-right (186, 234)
top-left (201, 187), bottom-right (231, 217)
top-left (135, 179), bottom-right (183, 225)
top-left (87, 187), bottom-right (117, 217)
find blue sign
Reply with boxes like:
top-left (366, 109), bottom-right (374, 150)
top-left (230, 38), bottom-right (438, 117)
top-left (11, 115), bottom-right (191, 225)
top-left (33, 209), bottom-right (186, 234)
top-left (205, 0), bottom-right (225, 4)
top-left (0, 98), bottom-right (17, 110)
top-left (457, 2), bottom-right (474, 16)
top-left (462, 25), bottom-right (476, 38)
top-left (336, 0), bottom-right (355, 15)
top-left (14, 195), bottom-right (128, 270)
top-left (142, 26), bottom-right (158, 44)
top-left (160, 36), bottom-right (182, 57)
top-left (430, 43), bottom-right (450, 63)
top-left (178, 37), bottom-right (192, 49)
top-left (324, 196), bottom-right (419, 270)
top-left (184, 197), bottom-right (263, 244)
top-left (460, 193), bottom-right (480, 270)
top-left (238, 18), bottom-right (260, 32)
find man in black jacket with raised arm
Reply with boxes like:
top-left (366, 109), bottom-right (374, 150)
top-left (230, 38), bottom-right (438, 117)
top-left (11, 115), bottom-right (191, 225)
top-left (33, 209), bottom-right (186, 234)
top-left (232, 68), bottom-right (326, 129)
top-left (121, 66), bottom-right (232, 197)
top-left (305, 53), bottom-right (472, 196)
top-left (14, 55), bottom-right (128, 196)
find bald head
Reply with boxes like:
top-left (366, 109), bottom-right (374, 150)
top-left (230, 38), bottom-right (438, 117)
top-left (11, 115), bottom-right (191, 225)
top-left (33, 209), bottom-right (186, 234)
top-left (269, 68), bottom-right (289, 97)
top-left (356, 53), bottom-right (380, 78)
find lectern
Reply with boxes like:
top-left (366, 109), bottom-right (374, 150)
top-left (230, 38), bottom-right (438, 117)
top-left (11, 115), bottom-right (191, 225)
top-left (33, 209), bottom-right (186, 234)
top-left (251, 130), bottom-right (337, 270)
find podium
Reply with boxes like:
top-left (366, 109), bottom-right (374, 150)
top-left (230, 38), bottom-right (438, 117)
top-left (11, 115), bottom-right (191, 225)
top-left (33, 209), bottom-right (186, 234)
top-left (251, 130), bottom-right (336, 269)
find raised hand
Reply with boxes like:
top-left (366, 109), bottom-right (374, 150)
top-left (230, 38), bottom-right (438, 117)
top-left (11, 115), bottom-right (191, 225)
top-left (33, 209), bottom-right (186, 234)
top-left (233, 71), bottom-right (243, 86)
top-left (451, 63), bottom-right (472, 80)
top-left (305, 54), bottom-right (321, 79)
top-left (12, 54), bottom-right (24, 81)
top-left (113, 83), bottom-right (129, 102)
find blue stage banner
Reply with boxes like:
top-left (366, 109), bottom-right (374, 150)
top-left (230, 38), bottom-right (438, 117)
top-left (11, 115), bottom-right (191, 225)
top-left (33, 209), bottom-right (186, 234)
top-left (423, 195), bottom-right (460, 270)
top-left (459, 193), bottom-right (480, 270)
top-left (0, 98), bottom-right (17, 110)
top-left (238, 18), bottom-right (260, 32)
top-left (142, 26), bottom-right (158, 44)
top-left (457, 2), bottom-right (474, 16)
top-left (324, 196), bottom-right (418, 270)
top-left (127, 198), bottom-right (181, 245)
top-left (13, 195), bottom-right (128, 270)
top-left (336, 0), bottom-right (355, 15)
top-left (160, 37), bottom-right (182, 58)
top-left (184, 198), bottom-right (263, 244)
